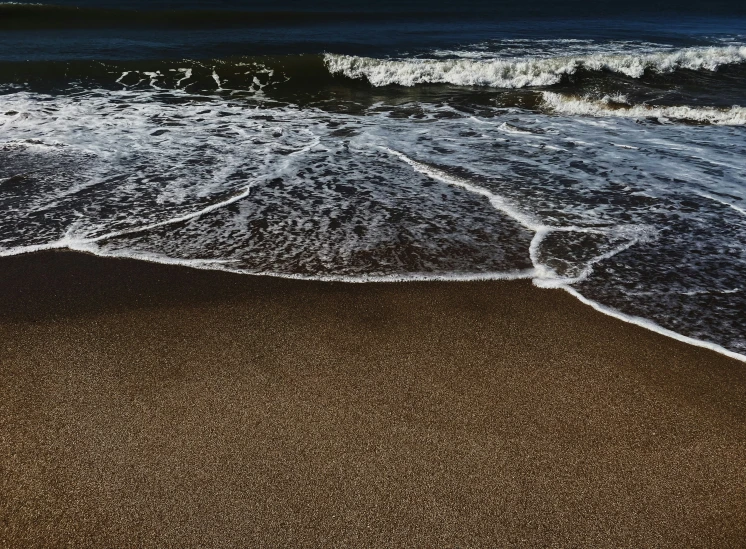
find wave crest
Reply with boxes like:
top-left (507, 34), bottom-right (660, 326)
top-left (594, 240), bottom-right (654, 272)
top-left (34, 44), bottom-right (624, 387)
top-left (541, 92), bottom-right (746, 125)
top-left (324, 45), bottom-right (746, 88)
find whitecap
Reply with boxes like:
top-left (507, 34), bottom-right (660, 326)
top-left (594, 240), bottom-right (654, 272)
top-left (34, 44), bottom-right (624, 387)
top-left (324, 45), bottom-right (746, 88)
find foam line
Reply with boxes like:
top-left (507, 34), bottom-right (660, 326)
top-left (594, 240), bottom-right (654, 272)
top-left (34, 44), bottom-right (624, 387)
top-left (379, 146), bottom-right (643, 286)
top-left (561, 285), bottom-right (746, 363)
top-left (85, 183), bottom-right (255, 243)
top-left (0, 182), bottom-right (257, 258)
top-left (379, 146), bottom-right (542, 231)
top-left (532, 228), bottom-right (653, 288)
top-left (379, 146), bottom-right (746, 363)
top-left (60, 239), bottom-right (746, 364)
top-left (68, 242), bottom-right (539, 283)
top-left (0, 240), bottom-right (69, 257)
top-left (70, 241), bottom-right (238, 268)
top-left (696, 192), bottom-right (746, 217)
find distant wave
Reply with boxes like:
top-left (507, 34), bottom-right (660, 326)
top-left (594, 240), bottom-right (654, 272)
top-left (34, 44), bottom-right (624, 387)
top-left (541, 92), bottom-right (746, 125)
top-left (324, 46), bottom-right (746, 88)
top-left (3, 53), bottom-right (745, 126)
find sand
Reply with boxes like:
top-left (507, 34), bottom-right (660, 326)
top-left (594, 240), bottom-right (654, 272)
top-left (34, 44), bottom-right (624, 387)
top-left (1, 251), bottom-right (745, 548)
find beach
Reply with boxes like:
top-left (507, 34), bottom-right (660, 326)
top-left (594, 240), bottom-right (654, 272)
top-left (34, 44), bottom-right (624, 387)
top-left (1, 250), bottom-right (744, 547)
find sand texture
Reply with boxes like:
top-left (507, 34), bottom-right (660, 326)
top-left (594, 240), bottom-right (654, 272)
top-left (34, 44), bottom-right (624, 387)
top-left (1, 251), bottom-right (745, 548)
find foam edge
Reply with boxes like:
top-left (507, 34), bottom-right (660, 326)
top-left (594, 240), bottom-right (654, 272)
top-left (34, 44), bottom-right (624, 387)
top-left (556, 283), bottom-right (746, 363)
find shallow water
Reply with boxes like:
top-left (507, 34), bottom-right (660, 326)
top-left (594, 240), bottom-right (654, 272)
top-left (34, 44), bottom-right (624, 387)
top-left (1, 1), bottom-right (745, 358)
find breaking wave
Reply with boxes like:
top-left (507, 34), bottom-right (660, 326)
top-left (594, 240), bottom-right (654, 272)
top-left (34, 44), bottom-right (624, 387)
top-left (324, 45), bottom-right (746, 88)
top-left (541, 92), bottom-right (746, 125)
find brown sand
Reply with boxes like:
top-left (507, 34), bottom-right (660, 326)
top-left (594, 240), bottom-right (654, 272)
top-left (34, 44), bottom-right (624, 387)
top-left (1, 251), bottom-right (745, 548)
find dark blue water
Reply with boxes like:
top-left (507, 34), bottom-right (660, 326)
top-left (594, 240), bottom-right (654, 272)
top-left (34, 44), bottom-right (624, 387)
top-left (5, 0), bottom-right (746, 12)
top-left (1, 18), bottom-right (745, 62)
top-left (2, 0), bottom-right (746, 61)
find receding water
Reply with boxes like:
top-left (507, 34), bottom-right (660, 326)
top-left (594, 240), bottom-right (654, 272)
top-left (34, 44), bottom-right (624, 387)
top-left (1, 1), bottom-right (745, 358)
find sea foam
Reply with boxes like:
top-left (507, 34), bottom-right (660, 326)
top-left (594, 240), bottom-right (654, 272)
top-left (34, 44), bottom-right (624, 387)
top-left (324, 45), bottom-right (746, 88)
top-left (2, 86), bottom-right (746, 358)
top-left (541, 92), bottom-right (746, 125)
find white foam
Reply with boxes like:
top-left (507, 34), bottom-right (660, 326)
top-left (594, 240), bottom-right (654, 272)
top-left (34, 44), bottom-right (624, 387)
top-left (141, 71), bottom-right (162, 89)
top-left (542, 92), bottom-right (746, 125)
top-left (2, 87), bottom-right (746, 361)
top-left (696, 192), bottom-right (746, 217)
top-left (497, 122), bottom-right (534, 135)
top-left (561, 286), bottom-right (746, 363)
top-left (378, 146), bottom-right (650, 287)
top-left (372, 145), bottom-right (746, 362)
top-left (67, 240), bottom-right (538, 283)
top-left (379, 147), bottom-right (542, 231)
top-left (212, 70), bottom-right (222, 90)
top-left (175, 68), bottom-right (193, 88)
top-left (85, 183), bottom-right (256, 243)
top-left (115, 71), bottom-right (130, 86)
top-left (324, 46), bottom-right (746, 88)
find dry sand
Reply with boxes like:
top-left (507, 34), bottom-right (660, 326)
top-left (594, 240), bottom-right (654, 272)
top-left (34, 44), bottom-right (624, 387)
top-left (1, 251), bottom-right (745, 548)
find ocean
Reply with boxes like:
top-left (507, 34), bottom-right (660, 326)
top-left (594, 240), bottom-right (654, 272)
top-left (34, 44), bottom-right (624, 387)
top-left (1, 1), bottom-right (745, 358)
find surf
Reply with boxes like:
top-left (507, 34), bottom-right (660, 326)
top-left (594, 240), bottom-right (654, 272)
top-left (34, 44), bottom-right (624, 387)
top-left (324, 45), bottom-right (746, 88)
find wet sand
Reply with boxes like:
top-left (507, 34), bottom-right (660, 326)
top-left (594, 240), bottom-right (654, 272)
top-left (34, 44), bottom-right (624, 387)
top-left (1, 251), bottom-right (745, 548)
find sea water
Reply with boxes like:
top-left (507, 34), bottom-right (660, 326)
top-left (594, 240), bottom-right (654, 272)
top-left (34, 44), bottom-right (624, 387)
top-left (1, 0), bottom-right (745, 358)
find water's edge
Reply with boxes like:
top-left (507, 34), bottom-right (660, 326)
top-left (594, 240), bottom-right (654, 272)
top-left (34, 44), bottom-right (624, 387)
top-left (12, 245), bottom-right (744, 364)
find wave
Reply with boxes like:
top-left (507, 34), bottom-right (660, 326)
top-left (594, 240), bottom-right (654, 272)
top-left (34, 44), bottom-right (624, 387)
top-left (541, 92), bottom-right (746, 125)
top-left (3, 54), bottom-right (745, 126)
top-left (3, 46), bottom-right (746, 100)
top-left (324, 45), bottom-right (746, 88)
top-left (3, 83), bottom-right (746, 357)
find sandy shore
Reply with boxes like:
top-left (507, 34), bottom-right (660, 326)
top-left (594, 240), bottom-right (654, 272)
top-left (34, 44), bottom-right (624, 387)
top-left (1, 251), bottom-right (745, 548)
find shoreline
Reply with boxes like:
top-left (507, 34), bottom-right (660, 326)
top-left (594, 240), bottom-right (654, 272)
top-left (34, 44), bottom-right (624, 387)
top-left (2, 250), bottom-right (745, 547)
top-left (10, 244), bottom-right (745, 363)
